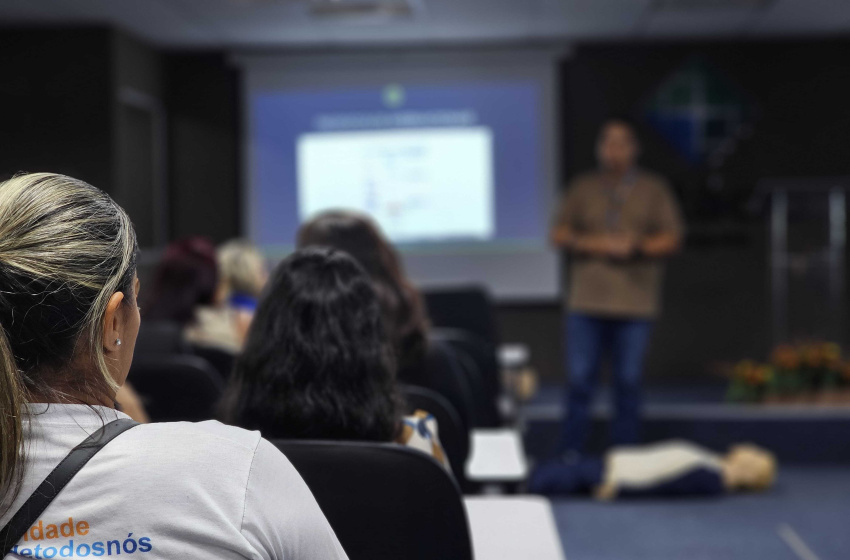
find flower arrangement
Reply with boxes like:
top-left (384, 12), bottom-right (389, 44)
top-left (727, 342), bottom-right (850, 404)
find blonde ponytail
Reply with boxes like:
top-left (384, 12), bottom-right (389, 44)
top-left (0, 325), bottom-right (25, 501)
top-left (0, 172), bottom-right (138, 504)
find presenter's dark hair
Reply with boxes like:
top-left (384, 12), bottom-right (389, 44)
top-left (143, 237), bottom-right (218, 325)
top-left (221, 247), bottom-right (401, 441)
top-left (600, 115), bottom-right (639, 138)
top-left (297, 211), bottom-right (429, 370)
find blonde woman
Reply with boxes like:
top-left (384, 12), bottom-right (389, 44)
top-left (217, 239), bottom-right (268, 344)
top-left (0, 173), bottom-right (347, 559)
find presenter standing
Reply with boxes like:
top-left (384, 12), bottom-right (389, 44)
top-left (550, 117), bottom-right (684, 453)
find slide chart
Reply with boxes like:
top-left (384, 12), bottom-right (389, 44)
top-left (297, 127), bottom-right (494, 243)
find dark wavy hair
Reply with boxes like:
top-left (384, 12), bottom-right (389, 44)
top-left (297, 211), bottom-right (429, 371)
top-left (220, 247), bottom-right (401, 441)
top-left (142, 237), bottom-right (218, 326)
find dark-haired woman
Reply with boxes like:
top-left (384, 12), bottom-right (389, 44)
top-left (221, 248), bottom-right (447, 467)
top-left (297, 211), bottom-right (475, 431)
top-left (0, 173), bottom-right (347, 559)
top-left (297, 211), bottom-right (429, 372)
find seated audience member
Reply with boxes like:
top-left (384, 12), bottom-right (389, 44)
top-left (0, 172), bottom-right (347, 559)
top-left (217, 239), bottom-right (268, 341)
top-left (529, 439), bottom-right (776, 499)
top-left (221, 247), bottom-right (448, 468)
top-left (297, 212), bottom-right (479, 431)
top-left (297, 212), bottom-right (478, 429)
top-left (297, 211), bottom-right (428, 372)
top-left (144, 237), bottom-right (243, 353)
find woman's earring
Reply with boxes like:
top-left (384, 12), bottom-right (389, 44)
top-left (115, 338), bottom-right (122, 347)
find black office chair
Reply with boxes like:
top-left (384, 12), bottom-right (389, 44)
top-left (423, 285), bottom-right (500, 347)
top-left (432, 328), bottom-right (503, 427)
top-left (134, 321), bottom-right (188, 356)
top-left (272, 440), bottom-right (474, 560)
top-left (129, 355), bottom-right (225, 422)
top-left (399, 339), bottom-right (475, 432)
top-left (399, 384), bottom-right (470, 483)
top-left (190, 344), bottom-right (236, 381)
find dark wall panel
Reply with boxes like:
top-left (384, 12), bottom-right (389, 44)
top-left (562, 40), bottom-right (850, 220)
top-left (519, 39), bottom-right (850, 384)
top-left (165, 53), bottom-right (240, 243)
top-left (0, 28), bottom-right (113, 190)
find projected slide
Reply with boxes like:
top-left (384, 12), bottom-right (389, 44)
top-left (297, 128), bottom-right (494, 242)
top-left (248, 81), bottom-right (544, 249)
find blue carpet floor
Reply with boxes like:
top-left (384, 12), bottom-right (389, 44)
top-left (551, 466), bottom-right (850, 560)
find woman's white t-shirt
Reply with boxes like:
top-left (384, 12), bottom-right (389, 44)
top-left (0, 404), bottom-right (349, 560)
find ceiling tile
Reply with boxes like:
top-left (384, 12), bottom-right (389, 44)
top-left (751, 0), bottom-right (850, 35)
top-left (0, 0), bottom-right (848, 46)
top-left (640, 8), bottom-right (759, 37)
top-left (0, 0), bottom-right (84, 21)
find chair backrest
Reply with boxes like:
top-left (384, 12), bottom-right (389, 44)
top-left (190, 344), bottom-right (236, 381)
top-left (432, 328), bottom-right (503, 428)
top-left (272, 439), bottom-right (473, 560)
top-left (423, 285), bottom-right (500, 347)
top-left (398, 339), bottom-right (475, 432)
top-left (399, 384), bottom-right (470, 481)
top-left (129, 355), bottom-right (224, 422)
top-left (134, 321), bottom-right (188, 356)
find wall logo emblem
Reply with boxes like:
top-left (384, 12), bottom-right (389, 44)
top-left (645, 59), bottom-right (755, 164)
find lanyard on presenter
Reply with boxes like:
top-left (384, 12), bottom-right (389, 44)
top-left (605, 169), bottom-right (637, 231)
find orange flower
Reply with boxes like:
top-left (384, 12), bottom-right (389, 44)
top-left (749, 365), bottom-right (771, 385)
top-left (771, 345), bottom-right (799, 370)
top-left (823, 343), bottom-right (842, 369)
top-left (734, 360), bottom-right (757, 380)
top-left (801, 343), bottom-right (822, 368)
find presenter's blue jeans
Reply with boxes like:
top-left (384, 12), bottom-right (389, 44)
top-left (561, 313), bottom-right (653, 453)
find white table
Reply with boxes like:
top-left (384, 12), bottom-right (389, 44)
top-left (464, 496), bottom-right (566, 560)
top-left (466, 428), bottom-right (529, 482)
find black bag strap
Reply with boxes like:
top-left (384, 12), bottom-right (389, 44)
top-left (0, 418), bottom-right (139, 556)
